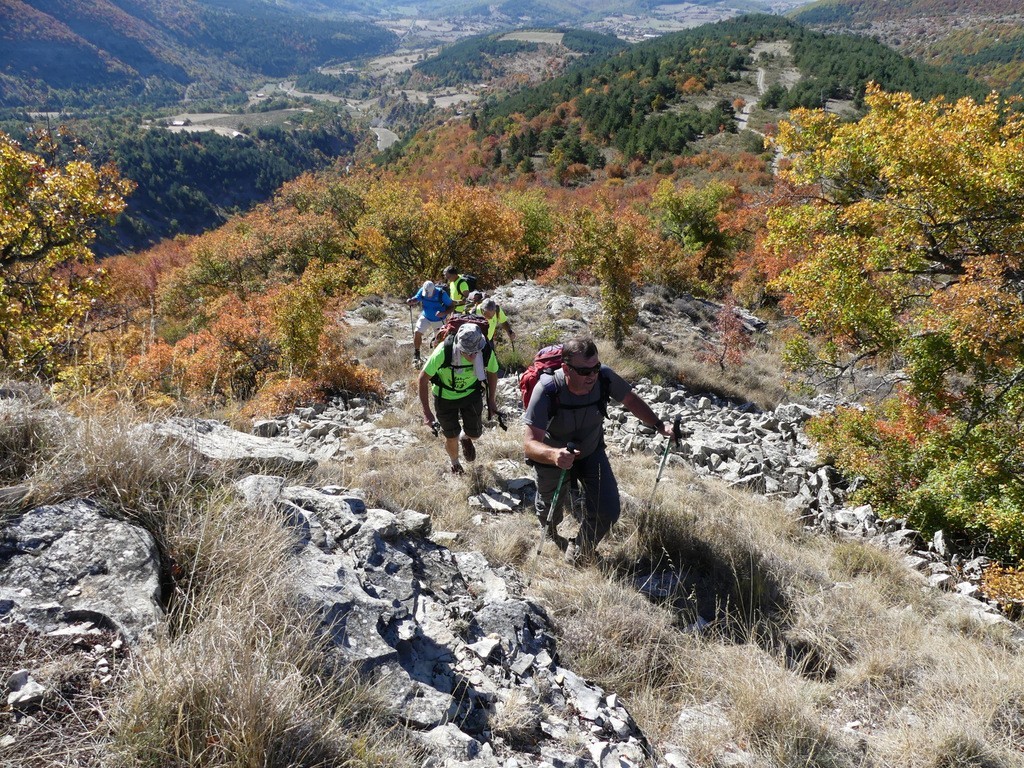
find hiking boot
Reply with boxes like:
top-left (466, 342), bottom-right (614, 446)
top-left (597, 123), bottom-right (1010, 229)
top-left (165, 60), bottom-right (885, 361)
top-left (450, 462), bottom-right (465, 475)
top-left (413, 352), bottom-right (422, 365)
top-left (459, 435), bottom-right (476, 462)
top-left (547, 527), bottom-right (568, 552)
top-left (564, 541), bottom-right (597, 567)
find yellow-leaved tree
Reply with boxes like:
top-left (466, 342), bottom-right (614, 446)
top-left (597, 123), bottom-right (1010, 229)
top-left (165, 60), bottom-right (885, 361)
top-left (558, 201), bottom-right (667, 347)
top-left (0, 130), bottom-right (134, 376)
top-left (768, 84), bottom-right (1024, 562)
top-left (355, 180), bottom-right (523, 293)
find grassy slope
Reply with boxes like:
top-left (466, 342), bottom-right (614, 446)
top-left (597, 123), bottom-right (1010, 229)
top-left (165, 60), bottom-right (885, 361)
top-left (5, 287), bottom-right (1022, 766)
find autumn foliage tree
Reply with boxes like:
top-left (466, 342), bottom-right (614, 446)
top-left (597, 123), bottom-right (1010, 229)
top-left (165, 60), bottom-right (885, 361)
top-left (355, 180), bottom-right (524, 293)
top-left (768, 84), bottom-right (1024, 561)
top-left (0, 129), bottom-right (134, 376)
top-left (651, 179), bottom-right (743, 294)
top-left (558, 201), bottom-right (666, 347)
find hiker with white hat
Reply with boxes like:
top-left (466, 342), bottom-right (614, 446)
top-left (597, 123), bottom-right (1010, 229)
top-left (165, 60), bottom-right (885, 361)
top-left (406, 280), bottom-right (452, 366)
top-left (418, 324), bottom-right (499, 474)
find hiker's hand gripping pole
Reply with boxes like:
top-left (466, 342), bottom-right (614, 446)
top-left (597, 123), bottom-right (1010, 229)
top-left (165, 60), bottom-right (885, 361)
top-left (649, 415), bottom-right (684, 507)
top-left (537, 442), bottom-right (577, 555)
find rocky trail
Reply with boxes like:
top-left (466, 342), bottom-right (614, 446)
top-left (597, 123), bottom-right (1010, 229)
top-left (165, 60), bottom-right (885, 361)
top-left (2, 281), bottom-right (1021, 767)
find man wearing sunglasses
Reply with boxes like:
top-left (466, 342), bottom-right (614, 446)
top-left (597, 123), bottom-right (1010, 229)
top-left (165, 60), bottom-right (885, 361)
top-left (523, 336), bottom-right (673, 565)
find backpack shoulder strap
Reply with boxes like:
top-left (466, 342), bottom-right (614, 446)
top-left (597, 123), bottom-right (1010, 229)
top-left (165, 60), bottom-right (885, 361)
top-left (442, 336), bottom-right (455, 369)
top-left (548, 369), bottom-right (610, 418)
top-left (546, 369), bottom-right (565, 415)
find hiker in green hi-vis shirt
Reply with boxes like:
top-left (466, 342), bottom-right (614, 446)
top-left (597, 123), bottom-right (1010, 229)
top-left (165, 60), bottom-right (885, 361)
top-left (419, 324), bottom-right (498, 475)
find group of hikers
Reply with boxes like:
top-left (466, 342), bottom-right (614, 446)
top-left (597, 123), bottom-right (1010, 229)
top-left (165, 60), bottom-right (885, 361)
top-left (406, 267), bottom-right (671, 566)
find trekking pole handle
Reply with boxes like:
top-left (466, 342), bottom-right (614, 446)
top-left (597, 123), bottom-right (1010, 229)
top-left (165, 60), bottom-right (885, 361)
top-left (546, 442), bottom-right (578, 526)
top-left (672, 414), bottom-right (684, 444)
top-left (431, 421), bottom-right (441, 437)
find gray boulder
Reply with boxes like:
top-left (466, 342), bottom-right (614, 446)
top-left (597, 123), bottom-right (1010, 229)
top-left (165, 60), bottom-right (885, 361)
top-left (0, 499), bottom-right (162, 642)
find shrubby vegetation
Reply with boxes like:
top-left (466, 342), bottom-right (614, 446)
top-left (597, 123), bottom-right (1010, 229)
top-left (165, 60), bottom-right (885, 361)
top-left (769, 84), bottom-right (1024, 561)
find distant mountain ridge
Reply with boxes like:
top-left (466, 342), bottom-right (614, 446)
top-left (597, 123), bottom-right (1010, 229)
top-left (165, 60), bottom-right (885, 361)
top-left (0, 0), bottom-right (397, 109)
top-left (792, 0), bottom-right (1024, 92)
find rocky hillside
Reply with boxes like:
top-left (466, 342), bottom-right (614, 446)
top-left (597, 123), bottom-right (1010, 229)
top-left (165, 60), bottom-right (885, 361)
top-left (3, 282), bottom-right (1023, 766)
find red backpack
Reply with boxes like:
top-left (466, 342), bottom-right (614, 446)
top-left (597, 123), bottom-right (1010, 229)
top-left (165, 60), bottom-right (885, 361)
top-left (519, 343), bottom-right (610, 416)
top-left (519, 344), bottom-right (565, 408)
top-left (434, 312), bottom-right (490, 344)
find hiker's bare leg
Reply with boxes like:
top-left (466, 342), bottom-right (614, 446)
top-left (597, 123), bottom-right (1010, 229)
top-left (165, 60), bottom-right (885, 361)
top-left (444, 436), bottom-right (460, 466)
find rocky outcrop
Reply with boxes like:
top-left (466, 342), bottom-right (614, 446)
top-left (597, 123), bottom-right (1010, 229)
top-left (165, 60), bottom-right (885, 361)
top-left (147, 417), bottom-right (318, 472)
top-left (0, 499), bottom-right (162, 642)
top-left (235, 475), bottom-right (651, 767)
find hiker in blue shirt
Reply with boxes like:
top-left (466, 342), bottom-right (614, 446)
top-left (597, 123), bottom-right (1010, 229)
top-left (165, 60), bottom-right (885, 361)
top-left (406, 281), bottom-right (452, 365)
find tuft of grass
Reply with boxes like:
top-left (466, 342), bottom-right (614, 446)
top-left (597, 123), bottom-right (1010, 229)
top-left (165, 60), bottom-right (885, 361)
top-left (358, 305), bottom-right (387, 323)
top-left (110, 496), bottom-right (418, 768)
top-left (23, 405), bottom-right (208, 534)
top-left (0, 399), bottom-right (59, 491)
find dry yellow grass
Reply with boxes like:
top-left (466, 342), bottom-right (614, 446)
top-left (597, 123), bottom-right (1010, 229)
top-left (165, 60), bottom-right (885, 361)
top-left (110, 495), bottom-right (420, 768)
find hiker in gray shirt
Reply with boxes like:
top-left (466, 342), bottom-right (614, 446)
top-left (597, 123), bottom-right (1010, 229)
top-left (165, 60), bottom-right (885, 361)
top-left (523, 336), bottom-right (671, 565)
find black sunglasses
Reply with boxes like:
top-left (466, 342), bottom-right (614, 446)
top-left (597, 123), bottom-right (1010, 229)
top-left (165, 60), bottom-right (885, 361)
top-left (565, 362), bottom-right (601, 376)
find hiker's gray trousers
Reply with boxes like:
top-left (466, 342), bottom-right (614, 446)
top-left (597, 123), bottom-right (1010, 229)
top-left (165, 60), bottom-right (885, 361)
top-left (534, 448), bottom-right (619, 551)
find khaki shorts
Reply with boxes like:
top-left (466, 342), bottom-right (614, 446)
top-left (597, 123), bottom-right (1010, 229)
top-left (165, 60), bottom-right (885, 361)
top-left (416, 316), bottom-right (444, 336)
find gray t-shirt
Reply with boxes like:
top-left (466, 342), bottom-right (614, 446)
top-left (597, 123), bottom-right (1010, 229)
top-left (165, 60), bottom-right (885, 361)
top-left (524, 367), bottom-right (631, 459)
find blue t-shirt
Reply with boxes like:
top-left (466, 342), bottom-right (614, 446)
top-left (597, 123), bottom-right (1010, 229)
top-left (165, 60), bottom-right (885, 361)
top-left (413, 288), bottom-right (453, 322)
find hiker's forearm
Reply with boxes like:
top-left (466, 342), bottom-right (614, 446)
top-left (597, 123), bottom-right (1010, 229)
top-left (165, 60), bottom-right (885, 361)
top-left (524, 426), bottom-right (559, 465)
top-left (621, 392), bottom-right (665, 432)
top-left (418, 375), bottom-right (433, 417)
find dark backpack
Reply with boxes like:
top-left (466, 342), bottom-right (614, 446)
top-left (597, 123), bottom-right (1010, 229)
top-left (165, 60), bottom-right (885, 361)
top-left (457, 274), bottom-right (478, 294)
top-left (519, 344), bottom-right (610, 418)
top-left (430, 335), bottom-right (496, 395)
top-left (434, 312), bottom-right (490, 344)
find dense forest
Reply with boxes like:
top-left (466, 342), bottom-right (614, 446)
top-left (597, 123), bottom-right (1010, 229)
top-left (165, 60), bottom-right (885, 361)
top-left (791, 0), bottom-right (1024, 92)
top-left (0, 0), bottom-right (397, 109)
top-left (433, 14), bottom-right (985, 184)
top-left (408, 29), bottom-right (628, 88)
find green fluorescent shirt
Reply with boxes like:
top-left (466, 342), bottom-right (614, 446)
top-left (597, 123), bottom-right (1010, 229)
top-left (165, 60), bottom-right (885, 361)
top-left (474, 306), bottom-right (508, 340)
top-left (449, 278), bottom-right (470, 309)
top-left (423, 341), bottom-right (499, 400)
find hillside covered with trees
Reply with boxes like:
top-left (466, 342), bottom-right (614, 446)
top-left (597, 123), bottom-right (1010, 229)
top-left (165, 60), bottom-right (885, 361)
top-left (383, 14), bottom-right (985, 192)
top-left (0, 0), bottom-right (397, 109)
top-left (792, 0), bottom-right (1024, 92)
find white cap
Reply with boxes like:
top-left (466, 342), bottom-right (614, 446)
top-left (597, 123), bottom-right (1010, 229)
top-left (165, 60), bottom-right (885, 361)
top-left (422, 280), bottom-right (435, 297)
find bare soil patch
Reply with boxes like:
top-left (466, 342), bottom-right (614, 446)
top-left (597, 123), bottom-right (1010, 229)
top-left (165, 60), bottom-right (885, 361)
top-left (500, 31), bottom-right (564, 45)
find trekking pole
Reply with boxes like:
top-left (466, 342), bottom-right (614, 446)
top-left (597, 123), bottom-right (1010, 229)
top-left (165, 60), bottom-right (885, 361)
top-left (536, 442), bottom-right (577, 556)
top-left (431, 420), bottom-right (441, 438)
top-left (510, 339), bottom-right (520, 387)
top-left (649, 415), bottom-right (684, 508)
